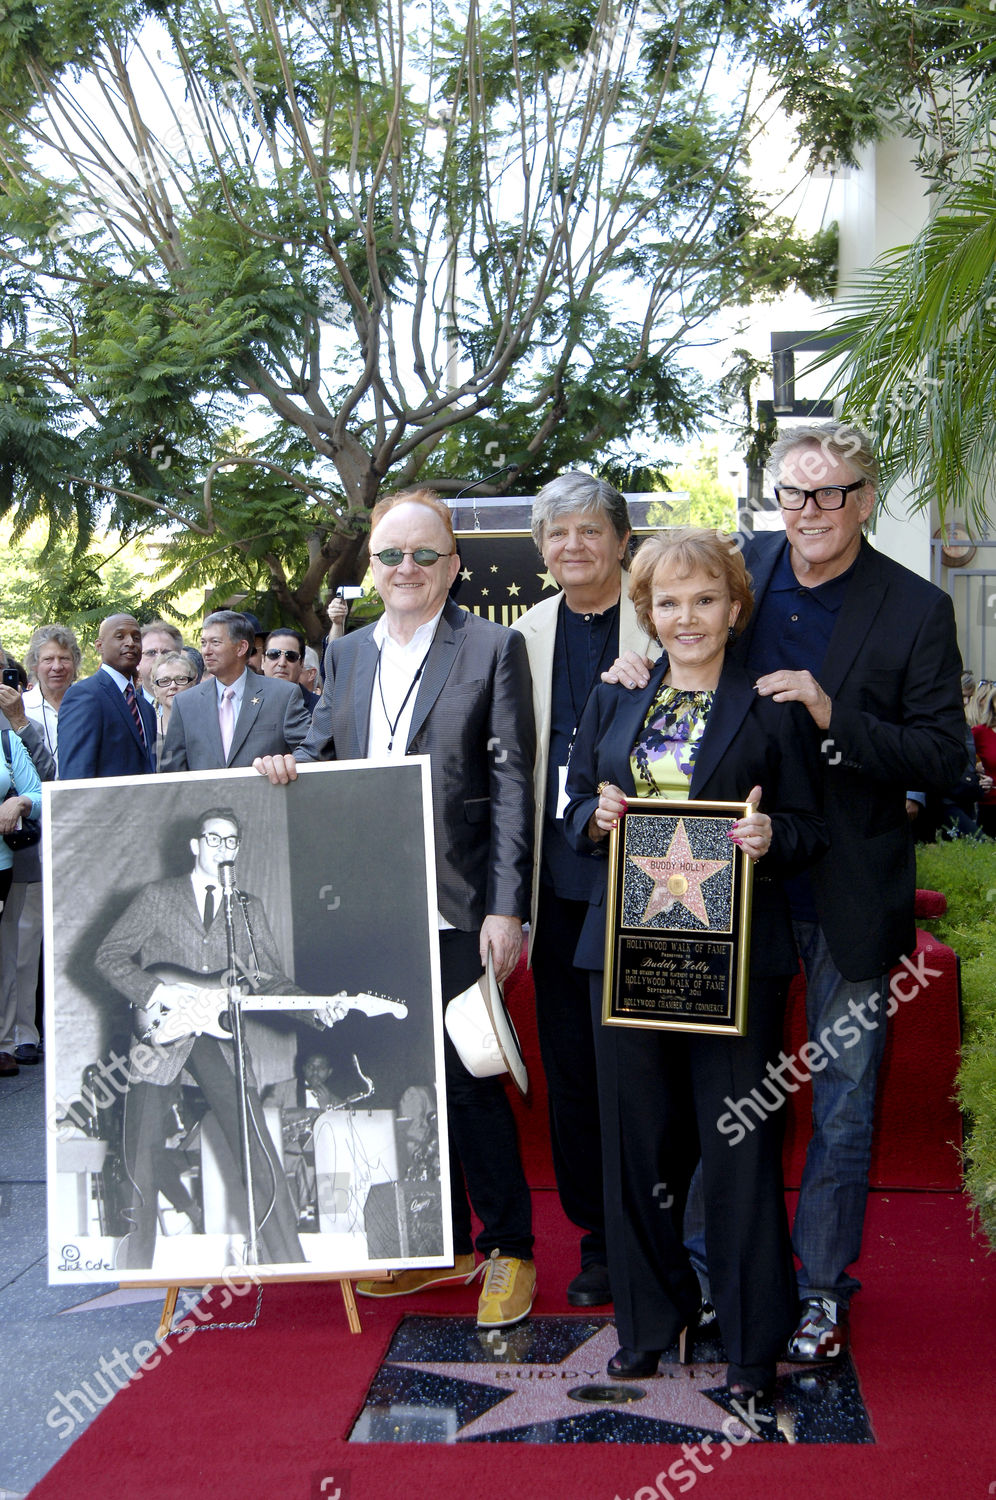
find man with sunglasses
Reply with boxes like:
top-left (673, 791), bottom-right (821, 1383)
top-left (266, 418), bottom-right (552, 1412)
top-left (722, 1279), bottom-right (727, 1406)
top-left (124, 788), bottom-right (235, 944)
top-left (94, 806), bottom-right (326, 1270)
top-left (255, 488), bottom-right (538, 1328)
top-left (161, 610), bottom-right (312, 771)
top-left (262, 628), bottom-right (320, 715)
top-left (606, 422), bottom-right (967, 1366)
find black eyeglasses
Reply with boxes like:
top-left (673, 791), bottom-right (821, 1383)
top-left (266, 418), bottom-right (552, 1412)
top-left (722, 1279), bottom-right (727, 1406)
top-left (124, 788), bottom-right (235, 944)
top-left (264, 648), bottom-right (302, 663)
top-left (155, 675), bottom-right (195, 688)
top-left (774, 481), bottom-right (867, 511)
top-left (370, 547), bottom-right (453, 567)
top-left (200, 832), bottom-right (240, 849)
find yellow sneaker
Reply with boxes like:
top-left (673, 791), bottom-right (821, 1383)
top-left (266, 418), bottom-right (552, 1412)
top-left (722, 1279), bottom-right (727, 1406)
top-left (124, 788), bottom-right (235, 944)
top-left (355, 1253), bottom-right (479, 1299)
top-left (476, 1249), bottom-right (536, 1327)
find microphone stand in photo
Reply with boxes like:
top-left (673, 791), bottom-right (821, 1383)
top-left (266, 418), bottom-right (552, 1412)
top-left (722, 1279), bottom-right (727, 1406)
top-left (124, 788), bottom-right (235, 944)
top-left (218, 859), bottom-right (260, 1266)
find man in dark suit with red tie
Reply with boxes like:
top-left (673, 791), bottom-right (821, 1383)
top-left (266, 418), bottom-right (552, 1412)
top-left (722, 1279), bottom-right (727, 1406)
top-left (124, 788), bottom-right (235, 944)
top-left (58, 615), bottom-right (156, 780)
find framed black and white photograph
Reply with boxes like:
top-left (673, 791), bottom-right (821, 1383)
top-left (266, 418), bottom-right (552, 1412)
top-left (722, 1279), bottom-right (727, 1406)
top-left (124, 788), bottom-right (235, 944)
top-left (43, 759), bottom-right (450, 1284)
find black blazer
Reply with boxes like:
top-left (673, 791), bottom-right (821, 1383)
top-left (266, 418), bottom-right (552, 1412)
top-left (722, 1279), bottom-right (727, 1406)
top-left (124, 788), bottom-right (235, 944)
top-left (738, 533), bottom-right (966, 978)
top-left (300, 599), bottom-right (535, 932)
top-left (564, 653), bottom-right (828, 975)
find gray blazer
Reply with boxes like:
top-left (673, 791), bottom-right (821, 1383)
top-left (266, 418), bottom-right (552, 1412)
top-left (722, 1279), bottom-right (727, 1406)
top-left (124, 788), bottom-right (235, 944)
top-left (300, 599), bottom-right (536, 932)
top-left (160, 674), bottom-right (313, 772)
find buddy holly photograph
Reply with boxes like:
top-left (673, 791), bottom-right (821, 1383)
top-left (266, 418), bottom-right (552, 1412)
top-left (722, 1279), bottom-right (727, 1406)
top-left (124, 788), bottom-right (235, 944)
top-left (43, 759), bottom-right (450, 1284)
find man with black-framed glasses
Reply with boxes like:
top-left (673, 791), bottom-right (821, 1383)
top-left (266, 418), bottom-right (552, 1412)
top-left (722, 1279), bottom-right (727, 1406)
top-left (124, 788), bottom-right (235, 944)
top-left (94, 805), bottom-right (335, 1270)
top-left (263, 628), bottom-right (320, 716)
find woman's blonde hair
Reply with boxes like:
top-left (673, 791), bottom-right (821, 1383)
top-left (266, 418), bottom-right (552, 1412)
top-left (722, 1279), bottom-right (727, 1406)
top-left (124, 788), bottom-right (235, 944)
top-left (628, 528), bottom-right (754, 642)
top-left (967, 680), bottom-right (996, 729)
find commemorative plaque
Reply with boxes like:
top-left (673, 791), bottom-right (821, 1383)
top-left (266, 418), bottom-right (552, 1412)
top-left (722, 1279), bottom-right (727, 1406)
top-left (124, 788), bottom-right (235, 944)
top-left (602, 798), bottom-right (754, 1036)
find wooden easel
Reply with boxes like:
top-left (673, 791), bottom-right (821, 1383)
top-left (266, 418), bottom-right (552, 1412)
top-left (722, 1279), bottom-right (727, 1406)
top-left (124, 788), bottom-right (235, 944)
top-left (121, 1271), bottom-right (390, 1341)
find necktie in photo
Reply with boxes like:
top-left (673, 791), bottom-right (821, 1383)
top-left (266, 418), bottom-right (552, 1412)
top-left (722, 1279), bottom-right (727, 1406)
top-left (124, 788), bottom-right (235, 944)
top-left (219, 686), bottom-right (236, 760)
top-left (123, 682), bottom-right (146, 746)
top-left (203, 884), bottom-right (215, 931)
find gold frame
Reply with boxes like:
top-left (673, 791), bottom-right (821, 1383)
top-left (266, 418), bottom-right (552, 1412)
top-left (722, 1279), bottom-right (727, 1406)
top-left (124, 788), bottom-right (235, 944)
top-left (602, 797), bottom-right (754, 1036)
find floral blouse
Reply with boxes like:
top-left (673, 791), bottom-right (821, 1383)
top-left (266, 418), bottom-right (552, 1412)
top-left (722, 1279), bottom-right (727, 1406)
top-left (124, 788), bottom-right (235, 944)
top-left (630, 686), bottom-right (714, 798)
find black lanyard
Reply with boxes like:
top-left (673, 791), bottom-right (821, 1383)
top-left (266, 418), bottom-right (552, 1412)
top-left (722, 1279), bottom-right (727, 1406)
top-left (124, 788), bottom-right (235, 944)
top-left (375, 644), bottom-right (432, 751)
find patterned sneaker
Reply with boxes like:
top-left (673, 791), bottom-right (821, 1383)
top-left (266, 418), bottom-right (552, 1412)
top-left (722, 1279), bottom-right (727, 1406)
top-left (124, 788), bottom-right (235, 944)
top-left (786, 1296), bottom-right (849, 1362)
top-left (355, 1253), bottom-right (480, 1299)
top-left (476, 1249), bottom-right (537, 1328)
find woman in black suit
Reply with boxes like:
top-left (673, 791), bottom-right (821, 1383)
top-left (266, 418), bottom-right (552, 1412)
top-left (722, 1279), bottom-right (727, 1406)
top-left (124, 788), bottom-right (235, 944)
top-left (564, 528), bottom-right (827, 1402)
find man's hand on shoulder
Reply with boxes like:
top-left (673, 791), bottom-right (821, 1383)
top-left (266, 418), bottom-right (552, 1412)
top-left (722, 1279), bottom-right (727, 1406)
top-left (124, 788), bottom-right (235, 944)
top-left (481, 915), bottom-right (523, 984)
top-left (753, 669), bottom-right (833, 731)
top-left (601, 650), bottom-right (653, 690)
top-left (253, 753), bottom-right (299, 784)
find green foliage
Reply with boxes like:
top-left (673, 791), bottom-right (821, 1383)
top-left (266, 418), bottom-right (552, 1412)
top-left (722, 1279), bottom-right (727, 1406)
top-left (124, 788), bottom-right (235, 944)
top-left (646, 442), bottom-right (738, 530)
top-left (817, 7), bottom-right (996, 527)
top-left (0, 0), bottom-right (904, 626)
top-left (0, 521), bottom-right (168, 664)
top-left (916, 838), bottom-right (996, 1246)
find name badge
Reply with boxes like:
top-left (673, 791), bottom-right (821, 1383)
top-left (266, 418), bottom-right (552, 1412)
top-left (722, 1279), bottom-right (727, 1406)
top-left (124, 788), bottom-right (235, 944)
top-left (555, 764), bottom-right (569, 820)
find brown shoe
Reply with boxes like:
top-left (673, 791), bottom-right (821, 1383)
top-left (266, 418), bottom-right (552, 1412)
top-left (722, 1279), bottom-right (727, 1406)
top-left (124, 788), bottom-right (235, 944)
top-left (0, 1052), bottom-right (19, 1077)
top-left (476, 1250), bottom-right (536, 1328)
top-left (355, 1253), bottom-right (480, 1299)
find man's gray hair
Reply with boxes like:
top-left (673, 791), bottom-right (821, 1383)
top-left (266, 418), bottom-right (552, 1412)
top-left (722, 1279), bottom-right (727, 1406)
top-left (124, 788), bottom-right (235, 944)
top-left (24, 624), bottom-right (82, 677)
top-left (203, 610), bottom-right (255, 650)
top-left (767, 422), bottom-right (879, 489)
top-left (142, 619), bottom-right (183, 647)
top-left (530, 471), bottom-right (632, 553)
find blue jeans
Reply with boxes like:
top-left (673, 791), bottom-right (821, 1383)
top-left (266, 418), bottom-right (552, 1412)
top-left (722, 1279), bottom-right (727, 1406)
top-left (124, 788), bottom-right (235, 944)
top-left (791, 920), bottom-right (889, 1308)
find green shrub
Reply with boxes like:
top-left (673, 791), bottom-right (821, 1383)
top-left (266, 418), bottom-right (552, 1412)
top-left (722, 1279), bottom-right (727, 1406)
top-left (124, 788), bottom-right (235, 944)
top-left (917, 839), bottom-right (996, 1246)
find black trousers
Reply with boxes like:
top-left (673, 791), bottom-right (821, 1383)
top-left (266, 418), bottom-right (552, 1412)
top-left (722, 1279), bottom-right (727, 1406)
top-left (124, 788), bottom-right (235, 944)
top-left (590, 972), bottom-right (796, 1382)
top-left (530, 885), bottom-right (605, 1267)
top-left (120, 1034), bottom-right (305, 1270)
top-left (440, 929), bottom-right (533, 1260)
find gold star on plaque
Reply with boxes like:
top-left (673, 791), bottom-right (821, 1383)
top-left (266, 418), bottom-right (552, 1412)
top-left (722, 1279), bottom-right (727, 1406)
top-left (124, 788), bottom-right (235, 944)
top-left (481, 587), bottom-right (489, 597)
top-left (629, 818), bottom-right (729, 927)
top-left (537, 568), bottom-right (558, 592)
top-left (507, 581), bottom-right (520, 596)
top-left (490, 564), bottom-right (498, 573)
top-left (460, 567), bottom-right (473, 582)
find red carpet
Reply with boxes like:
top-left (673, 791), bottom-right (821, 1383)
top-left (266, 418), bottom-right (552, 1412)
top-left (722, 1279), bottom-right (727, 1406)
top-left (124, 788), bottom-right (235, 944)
top-left (30, 938), bottom-right (980, 1499)
top-left (29, 1189), bottom-right (996, 1499)
top-left (505, 937), bottom-right (964, 1193)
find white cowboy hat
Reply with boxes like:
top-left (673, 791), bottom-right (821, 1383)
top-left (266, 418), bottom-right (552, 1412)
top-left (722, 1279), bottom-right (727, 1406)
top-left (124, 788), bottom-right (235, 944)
top-left (444, 947), bottom-right (529, 1096)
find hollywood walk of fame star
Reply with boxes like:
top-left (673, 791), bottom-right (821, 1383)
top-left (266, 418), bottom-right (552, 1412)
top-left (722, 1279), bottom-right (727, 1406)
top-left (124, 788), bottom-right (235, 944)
top-left (389, 1324), bottom-right (763, 1443)
top-left (629, 818), bottom-right (729, 926)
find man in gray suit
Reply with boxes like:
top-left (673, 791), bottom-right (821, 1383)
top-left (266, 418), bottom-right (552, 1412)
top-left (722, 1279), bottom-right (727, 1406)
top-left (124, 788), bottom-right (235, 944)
top-left (256, 489), bottom-right (538, 1328)
top-left (160, 611), bottom-right (312, 772)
